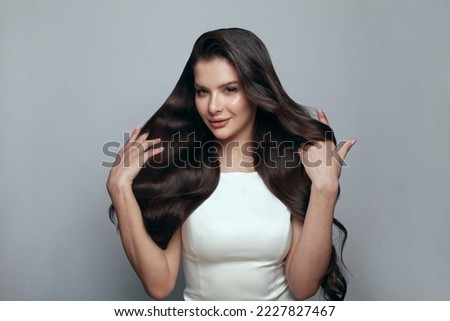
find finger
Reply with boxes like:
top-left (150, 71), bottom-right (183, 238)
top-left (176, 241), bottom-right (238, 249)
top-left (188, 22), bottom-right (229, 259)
top-left (126, 128), bottom-right (151, 150)
top-left (135, 130), bottom-right (151, 143)
top-left (144, 146), bottom-right (165, 161)
top-left (337, 139), bottom-right (357, 161)
top-left (142, 138), bottom-right (161, 150)
top-left (125, 136), bottom-right (157, 159)
top-left (124, 125), bottom-right (142, 147)
top-left (317, 108), bottom-right (329, 126)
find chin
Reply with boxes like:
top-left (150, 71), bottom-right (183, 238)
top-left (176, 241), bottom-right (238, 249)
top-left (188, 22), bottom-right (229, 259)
top-left (208, 128), bottom-right (231, 140)
top-left (212, 134), bottom-right (232, 142)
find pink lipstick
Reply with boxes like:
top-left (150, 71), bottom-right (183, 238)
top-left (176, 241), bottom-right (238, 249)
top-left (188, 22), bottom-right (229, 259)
top-left (209, 118), bottom-right (230, 128)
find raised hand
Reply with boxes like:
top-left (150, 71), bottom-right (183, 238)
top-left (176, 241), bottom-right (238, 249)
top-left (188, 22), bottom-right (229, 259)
top-left (300, 109), bottom-right (356, 195)
top-left (106, 125), bottom-right (164, 193)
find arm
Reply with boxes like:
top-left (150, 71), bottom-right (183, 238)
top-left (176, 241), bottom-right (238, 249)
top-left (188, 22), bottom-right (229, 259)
top-left (285, 109), bottom-right (355, 299)
top-left (107, 126), bottom-right (180, 300)
top-left (285, 185), bottom-right (338, 300)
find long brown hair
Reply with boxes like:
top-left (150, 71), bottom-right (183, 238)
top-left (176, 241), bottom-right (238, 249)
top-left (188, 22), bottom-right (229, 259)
top-left (109, 28), bottom-right (347, 300)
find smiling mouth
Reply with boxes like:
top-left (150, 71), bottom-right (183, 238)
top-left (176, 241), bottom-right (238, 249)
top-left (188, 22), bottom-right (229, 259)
top-left (209, 118), bottom-right (231, 128)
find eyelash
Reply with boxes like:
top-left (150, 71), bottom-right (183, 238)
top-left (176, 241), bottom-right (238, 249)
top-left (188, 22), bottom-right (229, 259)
top-left (195, 87), bottom-right (238, 95)
top-left (195, 89), bottom-right (207, 96)
top-left (225, 87), bottom-right (237, 93)
top-left (195, 87), bottom-right (238, 96)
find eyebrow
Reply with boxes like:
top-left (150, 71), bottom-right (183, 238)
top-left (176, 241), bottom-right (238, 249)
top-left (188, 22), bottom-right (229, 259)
top-left (194, 81), bottom-right (239, 89)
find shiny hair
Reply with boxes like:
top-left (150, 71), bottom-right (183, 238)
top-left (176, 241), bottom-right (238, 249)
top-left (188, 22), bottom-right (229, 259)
top-left (109, 28), bottom-right (347, 300)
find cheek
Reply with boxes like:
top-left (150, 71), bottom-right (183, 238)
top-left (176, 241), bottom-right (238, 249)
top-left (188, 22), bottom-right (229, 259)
top-left (229, 95), bottom-right (248, 111)
top-left (229, 95), bottom-right (241, 107)
top-left (232, 96), bottom-right (254, 117)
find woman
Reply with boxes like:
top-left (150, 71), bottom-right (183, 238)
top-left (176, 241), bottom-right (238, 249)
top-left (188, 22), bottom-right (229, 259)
top-left (107, 28), bottom-right (355, 301)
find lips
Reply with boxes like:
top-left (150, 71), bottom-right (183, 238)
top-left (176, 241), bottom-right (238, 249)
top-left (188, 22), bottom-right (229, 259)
top-left (209, 118), bottom-right (231, 128)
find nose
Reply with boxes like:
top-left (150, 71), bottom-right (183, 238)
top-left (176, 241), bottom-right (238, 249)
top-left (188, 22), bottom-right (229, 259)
top-left (208, 92), bottom-right (223, 114)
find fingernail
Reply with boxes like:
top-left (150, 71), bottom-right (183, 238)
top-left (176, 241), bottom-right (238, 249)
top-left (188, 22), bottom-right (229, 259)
top-left (318, 108), bottom-right (324, 114)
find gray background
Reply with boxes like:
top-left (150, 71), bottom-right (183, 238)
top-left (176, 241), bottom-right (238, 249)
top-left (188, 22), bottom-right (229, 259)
top-left (1, 0), bottom-right (449, 300)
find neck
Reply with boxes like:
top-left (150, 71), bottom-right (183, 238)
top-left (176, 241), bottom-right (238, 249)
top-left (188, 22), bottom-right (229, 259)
top-left (218, 140), bottom-right (255, 172)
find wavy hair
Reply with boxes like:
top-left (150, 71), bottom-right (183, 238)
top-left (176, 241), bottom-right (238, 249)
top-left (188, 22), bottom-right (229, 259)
top-left (109, 28), bottom-right (347, 300)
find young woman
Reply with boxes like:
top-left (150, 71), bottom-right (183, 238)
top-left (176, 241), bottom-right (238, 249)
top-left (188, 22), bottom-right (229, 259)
top-left (107, 28), bottom-right (355, 301)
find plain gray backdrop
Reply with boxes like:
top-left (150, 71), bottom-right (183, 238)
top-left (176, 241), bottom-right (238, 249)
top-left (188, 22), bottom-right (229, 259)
top-left (1, 0), bottom-right (449, 300)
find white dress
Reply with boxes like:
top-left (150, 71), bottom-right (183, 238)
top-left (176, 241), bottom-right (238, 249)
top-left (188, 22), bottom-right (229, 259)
top-left (181, 171), bottom-right (295, 300)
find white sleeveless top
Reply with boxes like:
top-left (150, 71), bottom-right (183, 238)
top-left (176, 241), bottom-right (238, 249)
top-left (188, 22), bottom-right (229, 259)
top-left (181, 171), bottom-right (294, 300)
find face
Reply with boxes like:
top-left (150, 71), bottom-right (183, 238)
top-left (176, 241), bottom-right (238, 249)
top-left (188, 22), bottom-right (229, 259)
top-left (194, 58), bottom-right (256, 145)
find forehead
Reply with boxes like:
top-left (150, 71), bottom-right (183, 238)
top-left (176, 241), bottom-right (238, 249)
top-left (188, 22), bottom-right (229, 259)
top-left (194, 58), bottom-right (239, 86)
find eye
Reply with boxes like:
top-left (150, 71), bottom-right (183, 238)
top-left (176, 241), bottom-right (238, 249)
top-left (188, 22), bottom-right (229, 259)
top-left (225, 87), bottom-right (238, 93)
top-left (195, 88), bottom-right (208, 96)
